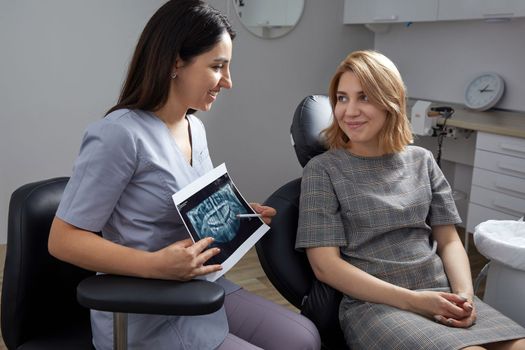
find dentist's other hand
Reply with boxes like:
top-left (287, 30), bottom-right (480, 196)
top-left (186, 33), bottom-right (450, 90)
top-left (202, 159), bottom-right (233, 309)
top-left (250, 202), bottom-right (276, 225)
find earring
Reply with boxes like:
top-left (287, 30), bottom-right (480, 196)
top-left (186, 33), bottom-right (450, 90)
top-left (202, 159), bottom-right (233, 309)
top-left (171, 72), bottom-right (177, 79)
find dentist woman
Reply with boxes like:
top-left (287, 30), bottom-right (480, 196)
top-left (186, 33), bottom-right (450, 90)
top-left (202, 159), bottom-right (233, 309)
top-left (48, 1), bottom-right (320, 349)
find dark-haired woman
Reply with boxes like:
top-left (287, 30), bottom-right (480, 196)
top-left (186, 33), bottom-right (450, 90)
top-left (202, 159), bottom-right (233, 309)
top-left (48, 1), bottom-right (320, 349)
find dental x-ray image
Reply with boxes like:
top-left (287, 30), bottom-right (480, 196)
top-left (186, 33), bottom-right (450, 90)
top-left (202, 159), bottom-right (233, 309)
top-left (186, 182), bottom-right (246, 245)
top-left (172, 164), bottom-right (269, 281)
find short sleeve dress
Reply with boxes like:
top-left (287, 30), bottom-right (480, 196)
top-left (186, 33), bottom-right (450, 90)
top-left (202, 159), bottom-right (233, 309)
top-left (56, 109), bottom-right (239, 350)
top-left (296, 146), bottom-right (525, 350)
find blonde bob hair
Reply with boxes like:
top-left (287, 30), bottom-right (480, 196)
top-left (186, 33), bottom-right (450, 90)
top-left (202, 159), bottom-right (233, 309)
top-left (323, 50), bottom-right (413, 153)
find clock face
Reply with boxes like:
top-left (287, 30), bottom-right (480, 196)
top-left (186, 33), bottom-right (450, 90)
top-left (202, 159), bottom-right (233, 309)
top-left (464, 73), bottom-right (504, 111)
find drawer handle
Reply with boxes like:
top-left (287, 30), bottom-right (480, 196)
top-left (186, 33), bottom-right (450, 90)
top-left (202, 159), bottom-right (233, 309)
top-left (483, 12), bottom-right (515, 18)
top-left (373, 15), bottom-right (398, 22)
top-left (492, 199), bottom-right (522, 215)
top-left (500, 142), bottom-right (525, 155)
top-left (498, 162), bottom-right (525, 175)
top-left (495, 180), bottom-right (525, 195)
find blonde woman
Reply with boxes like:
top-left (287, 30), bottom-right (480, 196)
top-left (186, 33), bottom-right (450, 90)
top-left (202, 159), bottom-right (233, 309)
top-left (296, 50), bottom-right (525, 350)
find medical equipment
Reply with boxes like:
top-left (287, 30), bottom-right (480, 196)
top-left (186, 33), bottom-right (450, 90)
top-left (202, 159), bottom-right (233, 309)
top-left (411, 100), bottom-right (454, 136)
top-left (411, 100), bottom-right (455, 167)
top-left (411, 100), bottom-right (436, 136)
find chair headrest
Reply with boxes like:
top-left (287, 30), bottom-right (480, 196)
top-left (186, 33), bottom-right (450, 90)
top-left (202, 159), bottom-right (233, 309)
top-left (290, 95), bottom-right (332, 167)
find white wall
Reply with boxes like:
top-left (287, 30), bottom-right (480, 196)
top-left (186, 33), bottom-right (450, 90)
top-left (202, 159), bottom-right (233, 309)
top-left (374, 18), bottom-right (525, 226)
top-left (0, 0), bottom-right (166, 244)
top-left (204, 0), bottom-right (372, 205)
top-left (374, 18), bottom-right (525, 112)
top-left (0, 0), bottom-right (373, 243)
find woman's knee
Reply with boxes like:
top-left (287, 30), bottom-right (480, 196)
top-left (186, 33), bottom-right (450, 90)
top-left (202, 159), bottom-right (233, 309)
top-left (278, 315), bottom-right (321, 350)
top-left (485, 338), bottom-right (525, 350)
top-left (224, 289), bottom-right (321, 349)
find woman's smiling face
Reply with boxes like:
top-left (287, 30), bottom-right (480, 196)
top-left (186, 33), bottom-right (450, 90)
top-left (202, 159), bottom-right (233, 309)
top-left (334, 71), bottom-right (388, 156)
top-left (174, 32), bottom-right (233, 112)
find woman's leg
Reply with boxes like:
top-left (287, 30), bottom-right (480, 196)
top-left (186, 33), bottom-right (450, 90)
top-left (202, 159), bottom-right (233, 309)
top-left (216, 333), bottom-right (263, 350)
top-left (485, 338), bottom-right (525, 350)
top-left (223, 288), bottom-right (321, 350)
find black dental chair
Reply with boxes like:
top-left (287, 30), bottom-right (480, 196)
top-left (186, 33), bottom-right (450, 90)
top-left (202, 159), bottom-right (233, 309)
top-left (1, 177), bottom-right (225, 350)
top-left (255, 95), bottom-right (349, 349)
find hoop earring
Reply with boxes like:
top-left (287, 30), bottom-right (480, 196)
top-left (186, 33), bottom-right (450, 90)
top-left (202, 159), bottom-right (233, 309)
top-left (171, 72), bottom-right (177, 79)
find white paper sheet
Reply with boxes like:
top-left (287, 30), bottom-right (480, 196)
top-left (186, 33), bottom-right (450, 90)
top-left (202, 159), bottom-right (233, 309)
top-left (172, 163), bottom-right (269, 281)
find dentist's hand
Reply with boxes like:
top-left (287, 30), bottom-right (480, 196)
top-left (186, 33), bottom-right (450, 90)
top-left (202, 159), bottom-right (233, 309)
top-left (152, 237), bottom-right (222, 281)
top-left (250, 202), bottom-right (277, 225)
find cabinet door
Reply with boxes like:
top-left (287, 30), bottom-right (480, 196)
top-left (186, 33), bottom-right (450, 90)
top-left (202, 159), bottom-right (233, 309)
top-left (438, 0), bottom-right (525, 21)
top-left (466, 203), bottom-right (518, 236)
top-left (344, 0), bottom-right (438, 24)
top-left (476, 132), bottom-right (525, 159)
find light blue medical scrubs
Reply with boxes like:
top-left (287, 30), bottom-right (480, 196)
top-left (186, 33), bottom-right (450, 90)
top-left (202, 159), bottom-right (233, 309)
top-left (56, 109), bottom-right (239, 350)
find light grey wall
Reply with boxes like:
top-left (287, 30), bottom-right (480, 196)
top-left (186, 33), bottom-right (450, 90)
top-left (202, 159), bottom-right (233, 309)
top-left (0, 0), bottom-right (166, 244)
top-left (203, 0), bottom-right (372, 205)
top-left (374, 18), bottom-right (525, 112)
top-left (373, 18), bottom-right (525, 226)
top-left (0, 0), bottom-right (373, 244)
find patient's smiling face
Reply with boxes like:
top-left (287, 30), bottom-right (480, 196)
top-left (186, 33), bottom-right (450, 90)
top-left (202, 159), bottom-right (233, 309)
top-left (334, 71), bottom-right (387, 157)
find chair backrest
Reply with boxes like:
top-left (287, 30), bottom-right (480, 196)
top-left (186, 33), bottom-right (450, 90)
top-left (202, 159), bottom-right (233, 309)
top-left (256, 95), bottom-right (348, 349)
top-left (1, 177), bottom-right (94, 349)
top-left (291, 95), bottom-right (333, 168)
top-left (257, 95), bottom-right (333, 306)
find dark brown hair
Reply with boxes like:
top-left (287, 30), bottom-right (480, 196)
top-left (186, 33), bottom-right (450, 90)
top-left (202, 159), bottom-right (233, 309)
top-left (107, 0), bottom-right (235, 115)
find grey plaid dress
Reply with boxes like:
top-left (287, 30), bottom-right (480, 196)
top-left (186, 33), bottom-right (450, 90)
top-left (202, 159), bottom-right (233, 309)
top-left (296, 146), bottom-right (525, 350)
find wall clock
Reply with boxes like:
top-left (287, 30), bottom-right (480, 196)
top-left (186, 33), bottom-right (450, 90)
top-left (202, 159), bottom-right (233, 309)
top-left (464, 72), bottom-right (505, 111)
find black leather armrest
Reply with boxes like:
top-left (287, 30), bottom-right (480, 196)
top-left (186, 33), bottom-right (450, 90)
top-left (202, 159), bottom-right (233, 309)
top-left (77, 275), bottom-right (225, 316)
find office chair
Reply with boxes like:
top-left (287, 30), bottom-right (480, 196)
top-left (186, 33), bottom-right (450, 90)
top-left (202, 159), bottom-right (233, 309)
top-left (255, 95), bottom-right (348, 349)
top-left (1, 177), bottom-right (225, 350)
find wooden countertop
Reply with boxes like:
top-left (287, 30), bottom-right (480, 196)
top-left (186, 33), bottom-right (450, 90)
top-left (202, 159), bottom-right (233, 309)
top-left (408, 99), bottom-right (525, 139)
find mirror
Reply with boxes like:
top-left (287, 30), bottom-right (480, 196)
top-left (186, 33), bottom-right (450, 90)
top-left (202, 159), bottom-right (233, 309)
top-left (232, 0), bottom-right (304, 39)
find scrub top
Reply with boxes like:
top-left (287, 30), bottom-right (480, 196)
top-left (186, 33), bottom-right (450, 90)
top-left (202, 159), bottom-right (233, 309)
top-left (56, 109), bottom-right (239, 350)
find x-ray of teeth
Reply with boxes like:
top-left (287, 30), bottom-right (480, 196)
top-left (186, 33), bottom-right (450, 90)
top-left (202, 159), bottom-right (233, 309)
top-left (173, 164), bottom-right (269, 280)
top-left (186, 183), bottom-right (246, 244)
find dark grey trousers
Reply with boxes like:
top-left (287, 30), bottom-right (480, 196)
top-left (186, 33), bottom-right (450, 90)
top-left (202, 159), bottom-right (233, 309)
top-left (217, 288), bottom-right (321, 350)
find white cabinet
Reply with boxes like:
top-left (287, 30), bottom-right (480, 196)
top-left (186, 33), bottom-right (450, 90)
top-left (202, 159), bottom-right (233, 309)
top-left (438, 0), bottom-right (525, 21)
top-left (465, 132), bottom-right (525, 248)
top-left (343, 0), bottom-right (438, 24)
top-left (343, 0), bottom-right (525, 24)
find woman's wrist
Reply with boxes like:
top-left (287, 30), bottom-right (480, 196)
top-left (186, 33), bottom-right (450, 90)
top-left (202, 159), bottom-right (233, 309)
top-left (139, 250), bottom-right (161, 279)
top-left (455, 291), bottom-right (474, 303)
top-left (396, 287), bottom-right (418, 311)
